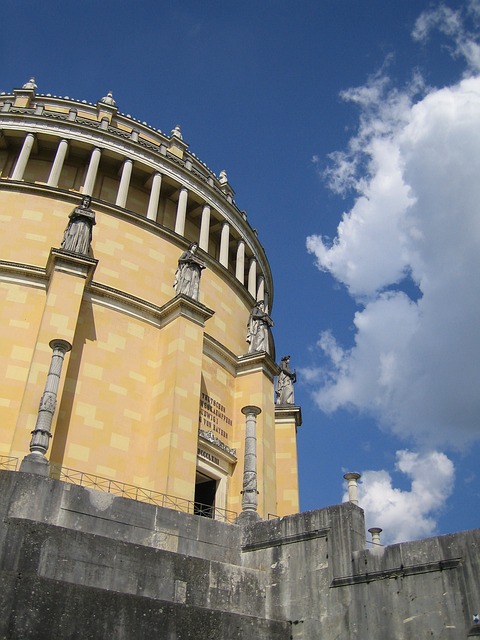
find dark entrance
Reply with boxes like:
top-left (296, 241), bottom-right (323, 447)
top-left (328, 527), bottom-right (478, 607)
top-left (194, 472), bottom-right (217, 518)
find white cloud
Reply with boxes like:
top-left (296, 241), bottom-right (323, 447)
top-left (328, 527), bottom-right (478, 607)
top-left (346, 450), bottom-right (455, 545)
top-left (307, 6), bottom-right (480, 448)
top-left (413, 2), bottom-right (480, 73)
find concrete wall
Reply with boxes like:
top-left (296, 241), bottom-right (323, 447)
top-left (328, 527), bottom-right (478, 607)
top-left (0, 470), bottom-right (478, 639)
top-left (241, 507), bottom-right (480, 639)
top-left (0, 470), bottom-right (290, 639)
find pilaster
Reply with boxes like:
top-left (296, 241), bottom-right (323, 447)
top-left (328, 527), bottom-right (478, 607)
top-left (274, 405), bottom-right (302, 515)
top-left (9, 249), bottom-right (97, 459)
top-left (149, 295), bottom-right (214, 501)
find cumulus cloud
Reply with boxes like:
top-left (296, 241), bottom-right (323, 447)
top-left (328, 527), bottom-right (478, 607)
top-left (346, 450), bottom-right (455, 544)
top-left (306, 3), bottom-right (480, 540)
top-left (413, 1), bottom-right (480, 73)
top-left (307, 5), bottom-right (480, 448)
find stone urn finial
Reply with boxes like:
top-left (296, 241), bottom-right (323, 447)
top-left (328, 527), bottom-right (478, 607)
top-left (171, 125), bottom-right (183, 140)
top-left (100, 90), bottom-right (116, 106)
top-left (22, 77), bottom-right (37, 90)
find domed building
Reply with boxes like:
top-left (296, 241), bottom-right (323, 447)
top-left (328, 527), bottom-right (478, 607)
top-left (0, 80), bottom-right (478, 640)
top-left (0, 79), bottom-right (301, 521)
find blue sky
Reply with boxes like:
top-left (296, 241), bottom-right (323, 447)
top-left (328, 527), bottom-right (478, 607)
top-left (2, 0), bottom-right (480, 543)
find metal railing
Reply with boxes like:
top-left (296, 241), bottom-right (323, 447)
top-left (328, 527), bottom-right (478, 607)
top-left (0, 456), bottom-right (237, 524)
top-left (49, 464), bottom-right (238, 524)
top-left (0, 455), bottom-right (18, 471)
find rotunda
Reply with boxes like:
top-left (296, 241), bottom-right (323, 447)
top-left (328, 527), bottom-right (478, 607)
top-left (0, 80), bottom-right (301, 519)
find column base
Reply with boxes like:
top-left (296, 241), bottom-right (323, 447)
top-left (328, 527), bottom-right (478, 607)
top-left (19, 453), bottom-right (50, 476)
top-left (235, 510), bottom-right (262, 525)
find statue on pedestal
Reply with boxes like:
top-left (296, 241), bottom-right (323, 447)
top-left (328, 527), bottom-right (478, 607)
top-left (246, 301), bottom-right (273, 354)
top-left (276, 355), bottom-right (296, 405)
top-left (61, 196), bottom-right (96, 256)
top-left (173, 242), bottom-right (206, 301)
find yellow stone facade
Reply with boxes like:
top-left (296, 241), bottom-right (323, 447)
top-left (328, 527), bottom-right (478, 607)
top-left (0, 80), bottom-right (301, 519)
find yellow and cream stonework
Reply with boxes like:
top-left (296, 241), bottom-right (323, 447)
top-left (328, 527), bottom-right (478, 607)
top-left (0, 80), bottom-right (301, 518)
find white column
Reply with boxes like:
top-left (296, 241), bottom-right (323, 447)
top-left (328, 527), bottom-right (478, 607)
top-left (47, 138), bottom-right (69, 187)
top-left (11, 133), bottom-right (35, 181)
top-left (199, 204), bottom-right (211, 251)
top-left (146, 172), bottom-right (162, 221)
top-left (219, 222), bottom-right (230, 268)
top-left (174, 187), bottom-right (188, 235)
top-left (248, 258), bottom-right (257, 297)
top-left (344, 472), bottom-right (361, 505)
top-left (235, 240), bottom-right (245, 283)
top-left (368, 527), bottom-right (383, 547)
top-left (83, 147), bottom-right (102, 196)
top-left (257, 275), bottom-right (265, 302)
top-left (115, 158), bottom-right (133, 208)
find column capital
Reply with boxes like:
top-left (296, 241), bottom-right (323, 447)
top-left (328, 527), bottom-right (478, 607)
top-left (241, 405), bottom-right (262, 417)
top-left (159, 294), bottom-right (214, 329)
top-left (46, 248), bottom-right (98, 285)
top-left (49, 339), bottom-right (72, 353)
top-left (274, 404), bottom-right (302, 428)
top-left (343, 472), bottom-right (361, 481)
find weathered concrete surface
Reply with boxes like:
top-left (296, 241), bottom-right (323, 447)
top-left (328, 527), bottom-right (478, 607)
top-left (0, 471), bottom-right (290, 640)
top-left (242, 505), bottom-right (479, 639)
top-left (0, 572), bottom-right (289, 640)
top-left (0, 470), bottom-right (479, 640)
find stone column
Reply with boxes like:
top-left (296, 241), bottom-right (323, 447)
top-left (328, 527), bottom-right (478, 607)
top-left (199, 204), bottom-right (211, 251)
top-left (344, 472), bottom-right (361, 505)
top-left (237, 405), bottom-right (262, 523)
top-left (219, 222), bottom-right (230, 268)
top-left (257, 275), bottom-right (265, 302)
top-left (146, 171), bottom-right (162, 221)
top-left (83, 146), bottom-right (102, 195)
top-left (10, 250), bottom-right (97, 464)
top-left (235, 240), bottom-right (245, 283)
top-left (368, 527), bottom-right (383, 546)
top-left (115, 158), bottom-right (133, 208)
top-left (19, 339), bottom-right (72, 475)
top-left (174, 186), bottom-right (188, 235)
top-left (47, 138), bottom-right (69, 187)
top-left (248, 258), bottom-right (257, 297)
top-left (11, 132), bottom-right (35, 180)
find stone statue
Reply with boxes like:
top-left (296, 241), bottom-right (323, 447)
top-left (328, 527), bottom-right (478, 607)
top-left (246, 301), bottom-right (273, 354)
top-left (173, 242), bottom-right (206, 300)
top-left (276, 355), bottom-right (297, 405)
top-left (61, 196), bottom-right (96, 255)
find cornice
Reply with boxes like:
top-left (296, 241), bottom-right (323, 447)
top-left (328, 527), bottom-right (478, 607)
top-left (198, 429), bottom-right (237, 460)
top-left (203, 333), bottom-right (239, 376)
top-left (236, 351), bottom-right (279, 381)
top-left (0, 259), bottom-right (47, 288)
top-left (0, 109), bottom-right (273, 297)
top-left (274, 405), bottom-right (303, 428)
top-left (158, 294), bottom-right (214, 328)
top-left (46, 249), bottom-right (98, 284)
top-left (89, 284), bottom-right (214, 328)
top-left (202, 334), bottom-right (279, 381)
top-left (0, 181), bottom-right (266, 308)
